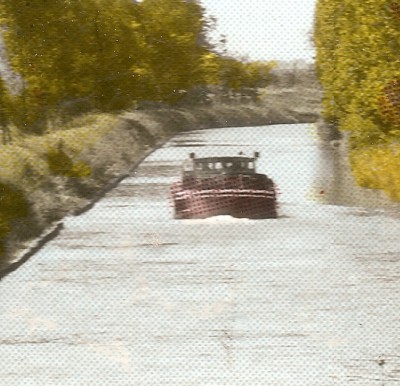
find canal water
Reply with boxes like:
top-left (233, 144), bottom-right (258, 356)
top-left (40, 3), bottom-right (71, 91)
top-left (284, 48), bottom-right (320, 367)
top-left (1, 123), bottom-right (400, 385)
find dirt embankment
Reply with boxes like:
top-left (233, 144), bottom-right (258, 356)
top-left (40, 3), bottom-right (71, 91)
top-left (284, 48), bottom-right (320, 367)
top-left (0, 98), bottom-right (320, 276)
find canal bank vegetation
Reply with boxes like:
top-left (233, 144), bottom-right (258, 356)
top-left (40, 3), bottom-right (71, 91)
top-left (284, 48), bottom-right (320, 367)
top-left (314, 0), bottom-right (400, 200)
top-left (0, 1), bottom-right (323, 271)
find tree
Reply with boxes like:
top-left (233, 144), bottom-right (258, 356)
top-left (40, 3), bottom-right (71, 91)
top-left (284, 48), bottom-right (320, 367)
top-left (0, 0), bottom-right (147, 131)
top-left (138, 0), bottom-right (209, 102)
top-left (314, 0), bottom-right (400, 145)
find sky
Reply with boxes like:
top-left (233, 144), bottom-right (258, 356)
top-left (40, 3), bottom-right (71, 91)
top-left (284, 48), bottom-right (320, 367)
top-left (200, 0), bottom-right (317, 63)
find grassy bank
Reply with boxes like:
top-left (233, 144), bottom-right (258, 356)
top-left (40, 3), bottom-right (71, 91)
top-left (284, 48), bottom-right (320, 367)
top-left (0, 99), bottom-right (319, 272)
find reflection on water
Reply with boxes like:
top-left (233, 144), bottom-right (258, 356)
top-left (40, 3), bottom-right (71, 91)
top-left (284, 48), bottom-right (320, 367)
top-left (310, 141), bottom-right (354, 206)
top-left (312, 136), bottom-right (400, 212)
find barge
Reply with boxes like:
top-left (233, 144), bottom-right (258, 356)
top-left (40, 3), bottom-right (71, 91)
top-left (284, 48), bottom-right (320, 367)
top-left (170, 152), bottom-right (278, 219)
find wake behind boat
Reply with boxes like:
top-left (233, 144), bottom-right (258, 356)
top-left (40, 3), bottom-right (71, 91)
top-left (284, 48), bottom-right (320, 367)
top-left (170, 152), bottom-right (278, 219)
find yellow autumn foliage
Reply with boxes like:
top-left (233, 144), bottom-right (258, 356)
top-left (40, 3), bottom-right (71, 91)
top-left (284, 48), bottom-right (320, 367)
top-left (315, 0), bottom-right (400, 200)
top-left (351, 144), bottom-right (400, 200)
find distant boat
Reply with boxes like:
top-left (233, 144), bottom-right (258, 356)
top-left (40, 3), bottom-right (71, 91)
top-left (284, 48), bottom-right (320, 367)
top-left (170, 152), bottom-right (278, 219)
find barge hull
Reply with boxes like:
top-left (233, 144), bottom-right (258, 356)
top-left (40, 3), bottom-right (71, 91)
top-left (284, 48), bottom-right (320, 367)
top-left (173, 190), bottom-right (277, 219)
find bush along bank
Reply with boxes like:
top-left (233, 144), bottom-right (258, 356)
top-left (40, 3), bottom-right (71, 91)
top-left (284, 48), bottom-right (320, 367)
top-left (0, 101), bottom-right (319, 274)
top-left (350, 143), bottom-right (400, 202)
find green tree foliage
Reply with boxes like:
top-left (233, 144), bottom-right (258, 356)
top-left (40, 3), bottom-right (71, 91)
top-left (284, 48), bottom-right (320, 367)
top-left (84, 0), bottom-right (147, 109)
top-left (0, 0), bottom-right (275, 134)
top-left (315, 0), bottom-right (400, 146)
top-left (218, 57), bottom-right (275, 91)
top-left (0, 0), bottom-right (148, 131)
top-left (137, 0), bottom-right (210, 101)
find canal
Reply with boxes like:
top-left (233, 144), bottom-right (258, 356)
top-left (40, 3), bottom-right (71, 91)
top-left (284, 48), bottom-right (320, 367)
top-left (1, 123), bottom-right (400, 385)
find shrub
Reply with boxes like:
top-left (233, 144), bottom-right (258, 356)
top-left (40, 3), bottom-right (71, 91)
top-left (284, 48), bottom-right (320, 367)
top-left (0, 182), bottom-right (30, 219)
top-left (46, 142), bottom-right (91, 178)
top-left (351, 144), bottom-right (400, 201)
top-left (68, 162), bottom-right (92, 178)
top-left (46, 142), bottom-right (74, 177)
top-left (0, 182), bottom-right (30, 260)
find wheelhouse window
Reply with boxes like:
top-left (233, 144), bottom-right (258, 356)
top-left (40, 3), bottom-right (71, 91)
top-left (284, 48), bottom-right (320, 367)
top-left (194, 161), bottom-right (213, 171)
top-left (223, 162), bottom-right (233, 169)
top-left (188, 157), bottom-right (256, 174)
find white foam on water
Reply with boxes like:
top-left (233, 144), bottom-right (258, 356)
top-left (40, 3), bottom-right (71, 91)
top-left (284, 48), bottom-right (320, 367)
top-left (179, 215), bottom-right (252, 224)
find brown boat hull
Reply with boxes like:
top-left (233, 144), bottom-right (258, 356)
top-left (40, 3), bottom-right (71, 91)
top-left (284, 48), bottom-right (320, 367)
top-left (171, 159), bottom-right (277, 220)
top-left (171, 187), bottom-right (277, 219)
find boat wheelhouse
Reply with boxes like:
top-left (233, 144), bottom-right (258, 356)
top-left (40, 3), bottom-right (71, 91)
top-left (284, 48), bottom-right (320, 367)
top-left (170, 152), bottom-right (278, 219)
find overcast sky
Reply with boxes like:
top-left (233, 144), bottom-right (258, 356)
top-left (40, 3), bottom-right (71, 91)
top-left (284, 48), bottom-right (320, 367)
top-left (200, 0), bottom-right (317, 63)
